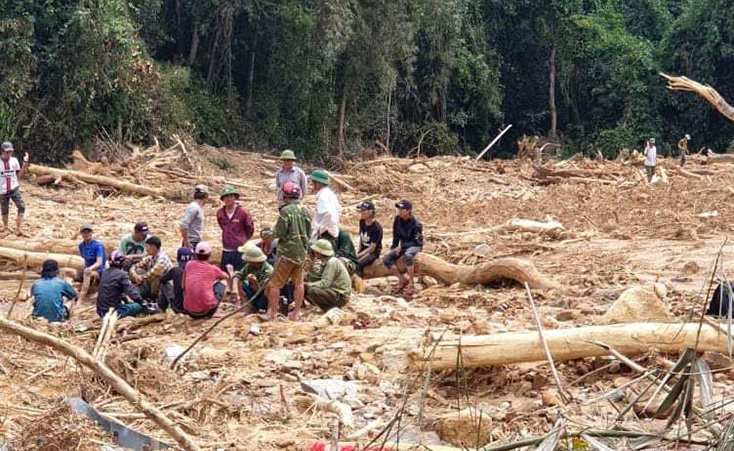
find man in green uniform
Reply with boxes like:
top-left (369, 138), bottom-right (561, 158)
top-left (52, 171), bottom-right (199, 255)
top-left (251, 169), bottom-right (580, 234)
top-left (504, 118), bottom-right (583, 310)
top-left (305, 239), bottom-right (351, 312)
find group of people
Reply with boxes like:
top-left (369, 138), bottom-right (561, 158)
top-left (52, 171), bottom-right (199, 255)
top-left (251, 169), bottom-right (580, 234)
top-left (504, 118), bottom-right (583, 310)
top-left (642, 133), bottom-right (691, 182)
top-left (26, 149), bottom-right (425, 323)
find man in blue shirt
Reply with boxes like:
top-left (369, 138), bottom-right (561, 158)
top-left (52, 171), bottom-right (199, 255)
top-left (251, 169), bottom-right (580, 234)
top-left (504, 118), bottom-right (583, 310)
top-left (31, 259), bottom-right (78, 322)
top-left (78, 223), bottom-right (106, 303)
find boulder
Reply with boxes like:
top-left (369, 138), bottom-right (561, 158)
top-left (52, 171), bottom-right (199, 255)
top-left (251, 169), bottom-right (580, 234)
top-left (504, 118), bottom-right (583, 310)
top-left (434, 407), bottom-right (493, 448)
top-left (600, 283), bottom-right (670, 324)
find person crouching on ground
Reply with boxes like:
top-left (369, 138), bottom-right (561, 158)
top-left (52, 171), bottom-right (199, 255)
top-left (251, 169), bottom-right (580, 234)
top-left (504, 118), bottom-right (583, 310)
top-left (130, 235), bottom-right (172, 305)
top-left (77, 223), bottom-right (106, 303)
top-left (383, 200), bottom-right (423, 297)
top-left (305, 239), bottom-right (351, 312)
top-left (234, 245), bottom-right (273, 312)
top-left (31, 259), bottom-right (79, 322)
top-left (182, 242), bottom-right (229, 319)
top-left (96, 251), bottom-right (145, 318)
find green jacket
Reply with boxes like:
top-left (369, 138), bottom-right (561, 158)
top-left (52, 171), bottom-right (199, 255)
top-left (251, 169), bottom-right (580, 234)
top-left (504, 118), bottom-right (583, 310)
top-left (336, 229), bottom-right (359, 266)
top-left (274, 201), bottom-right (312, 263)
top-left (307, 256), bottom-right (352, 297)
top-left (234, 261), bottom-right (273, 285)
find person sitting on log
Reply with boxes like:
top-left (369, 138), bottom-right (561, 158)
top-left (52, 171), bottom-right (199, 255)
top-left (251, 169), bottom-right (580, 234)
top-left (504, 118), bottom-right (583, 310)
top-left (180, 184), bottom-right (209, 251)
top-left (335, 228), bottom-right (359, 276)
top-left (305, 239), bottom-right (351, 312)
top-left (182, 242), bottom-right (230, 319)
top-left (96, 251), bottom-right (145, 318)
top-left (31, 259), bottom-right (79, 322)
top-left (256, 226), bottom-right (278, 266)
top-left (355, 201), bottom-right (383, 276)
top-left (310, 169), bottom-right (341, 249)
top-left (0, 141), bottom-right (29, 237)
top-left (130, 236), bottom-right (172, 305)
top-left (234, 245), bottom-right (275, 312)
top-left (77, 223), bottom-right (106, 303)
top-left (275, 150), bottom-right (307, 205)
top-left (264, 182), bottom-right (311, 321)
top-left (117, 221), bottom-right (149, 264)
top-left (158, 246), bottom-right (194, 314)
top-left (383, 200), bottom-right (423, 297)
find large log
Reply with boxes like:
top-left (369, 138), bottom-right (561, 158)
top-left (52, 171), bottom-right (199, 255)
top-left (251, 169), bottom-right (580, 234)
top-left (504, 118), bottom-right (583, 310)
top-left (532, 165), bottom-right (622, 179)
top-left (415, 323), bottom-right (728, 371)
top-left (28, 164), bottom-right (166, 198)
top-left (661, 72), bottom-right (734, 122)
top-left (0, 246), bottom-right (84, 270)
top-left (0, 316), bottom-right (201, 451)
top-left (362, 253), bottom-right (559, 291)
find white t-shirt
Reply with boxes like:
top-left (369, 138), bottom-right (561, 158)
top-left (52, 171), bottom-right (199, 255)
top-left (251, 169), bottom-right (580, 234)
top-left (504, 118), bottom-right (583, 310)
top-left (313, 186), bottom-right (341, 239)
top-left (0, 157), bottom-right (21, 195)
top-left (644, 145), bottom-right (657, 167)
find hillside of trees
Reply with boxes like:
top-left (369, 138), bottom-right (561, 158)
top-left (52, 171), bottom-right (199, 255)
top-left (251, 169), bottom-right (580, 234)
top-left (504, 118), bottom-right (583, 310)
top-left (2, 0), bottom-right (734, 163)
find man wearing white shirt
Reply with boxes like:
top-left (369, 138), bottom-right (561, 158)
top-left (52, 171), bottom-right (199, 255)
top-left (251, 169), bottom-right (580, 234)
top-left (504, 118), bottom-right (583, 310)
top-left (644, 137), bottom-right (657, 182)
top-left (310, 169), bottom-right (340, 248)
top-left (0, 142), bottom-right (29, 236)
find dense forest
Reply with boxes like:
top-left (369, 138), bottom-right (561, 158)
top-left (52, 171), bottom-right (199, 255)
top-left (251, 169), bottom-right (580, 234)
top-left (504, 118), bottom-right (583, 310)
top-left (1, 0), bottom-right (734, 163)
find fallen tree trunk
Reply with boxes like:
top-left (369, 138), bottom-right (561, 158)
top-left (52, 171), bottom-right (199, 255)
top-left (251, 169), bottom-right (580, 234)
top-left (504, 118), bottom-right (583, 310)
top-left (415, 323), bottom-right (728, 371)
top-left (28, 165), bottom-right (166, 198)
top-left (362, 253), bottom-right (559, 291)
top-left (0, 316), bottom-right (201, 451)
top-left (661, 72), bottom-right (734, 122)
top-left (706, 151), bottom-right (734, 165)
top-left (0, 246), bottom-right (84, 270)
top-left (675, 167), bottom-right (704, 180)
top-left (532, 165), bottom-right (622, 179)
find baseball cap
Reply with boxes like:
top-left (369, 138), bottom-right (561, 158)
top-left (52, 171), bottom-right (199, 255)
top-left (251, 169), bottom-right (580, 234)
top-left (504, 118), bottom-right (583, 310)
top-left (110, 250), bottom-right (126, 263)
top-left (80, 223), bottom-right (93, 232)
top-left (177, 246), bottom-right (194, 269)
top-left (395, 200), bottom-right (412, 210)
top-left (357, 201), bottom-right (375, 211)
top-left (1, 142), bottom-right (13, 152)
top-left (195, 241), bottom-right (212, 255)
top-left (134, 221), bottom-right (150, 234)
top-left (194, 184), bottom-right (209, 194)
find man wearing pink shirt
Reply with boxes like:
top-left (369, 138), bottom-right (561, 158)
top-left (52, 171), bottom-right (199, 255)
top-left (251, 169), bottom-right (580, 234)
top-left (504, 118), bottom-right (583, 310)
top-left (183, 242), bottom-right (230, 319)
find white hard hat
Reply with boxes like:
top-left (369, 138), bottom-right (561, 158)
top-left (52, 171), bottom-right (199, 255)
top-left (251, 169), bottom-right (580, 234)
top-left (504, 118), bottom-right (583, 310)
top-left (685, 134), bottom-right (691, 140)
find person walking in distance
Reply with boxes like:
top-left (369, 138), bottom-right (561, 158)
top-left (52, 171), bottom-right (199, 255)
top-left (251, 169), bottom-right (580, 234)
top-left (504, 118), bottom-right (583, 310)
top-left (0, 141), bottom-right (29, 236)
top-left (644, 138), bottom-right (657, 182)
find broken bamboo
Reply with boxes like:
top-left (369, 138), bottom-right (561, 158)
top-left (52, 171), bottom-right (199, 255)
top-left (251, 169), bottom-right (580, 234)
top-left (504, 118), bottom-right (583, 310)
top-left (0, 316), bottom-right (201, 451)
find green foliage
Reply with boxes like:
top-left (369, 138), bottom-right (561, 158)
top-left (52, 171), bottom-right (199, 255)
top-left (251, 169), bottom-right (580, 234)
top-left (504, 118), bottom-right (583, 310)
top-left (4, 0), bottom-right (734, 161)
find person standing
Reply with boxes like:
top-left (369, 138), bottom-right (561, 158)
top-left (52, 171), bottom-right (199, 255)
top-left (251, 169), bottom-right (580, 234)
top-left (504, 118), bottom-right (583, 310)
top-left (264, 182), bottom-right (311, 321)
top-left (275, 150), bottom-right (307, 204)
top-left (216, 186), bottom-right (254, 273)
top-left (0, 141), bottom-right (29, 236)
top-left (678, 134), bottom-right (691, 166)
top-left (117, 221), bottom-right (150, 262)
top-left (31, 260), bottom-right (79, 322)
top-left (180, 184), bottom-right (209, 250)
top-left (356, 201), bottom-right (383, 275)
top-left (644, 138), bottom-right (657, 182)
top-left (383, 200), bottom-right (423, 297)
top-left (78, 223), bottom-right (107, 303)
top-left (310, 169), bottom-right (340, 247)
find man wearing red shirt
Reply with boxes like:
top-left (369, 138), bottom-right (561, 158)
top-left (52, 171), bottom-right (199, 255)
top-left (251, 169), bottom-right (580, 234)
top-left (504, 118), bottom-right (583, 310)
top-left (216, 186), bottom-right (254, 274)
top-left (183, 242), bottom-right (230, 319)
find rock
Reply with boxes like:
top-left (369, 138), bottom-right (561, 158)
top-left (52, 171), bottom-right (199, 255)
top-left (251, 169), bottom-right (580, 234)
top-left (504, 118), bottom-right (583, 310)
top-left (541, 316), bottom-right (559, 329)
top-left (434, 408), bottom-right (493, 448)
top-left (532, 373), bottom-right (548, 391)
top-left (281, 361), bottom-right (303, 372)
top-left (680, 261), bottom-right (700, 276)
top-left (541, 390), bottom-right (565, 407)
top-left (299, 379), bottom-right (360, 400)
top-left (600, 284), bottom-right (670, 324)
top-left (473, 244), bottom-right (492, 257)
top-left (556, 309), bottom-right (579, 322)
top-left (613, 376), bottom-right (631, 388)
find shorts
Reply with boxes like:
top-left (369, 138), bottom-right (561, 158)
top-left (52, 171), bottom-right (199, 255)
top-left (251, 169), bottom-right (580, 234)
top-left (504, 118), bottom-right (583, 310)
top-left (0, 187), bottom-right (25, 216)
top-left (270, 258), bottom-right (304, 288)
top-left (221, 250), bottom-right (245, 272)
top-left (383, 246), bottom-right (421, 268)
top-left (358, 253), bottom-right (378, 270)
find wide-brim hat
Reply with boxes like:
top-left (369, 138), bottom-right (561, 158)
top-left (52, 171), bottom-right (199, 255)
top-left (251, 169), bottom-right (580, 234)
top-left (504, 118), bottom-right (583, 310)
top-left (280, 150), bottom-right (296, 160)
top-left (310, 169), bottom-right (329, 186)
top-left (239, 244), bottom-right (267, 262)
top-left (220, 185), bottom-right (240, 199)
top-left (311, 239), bottom-right (334, 257)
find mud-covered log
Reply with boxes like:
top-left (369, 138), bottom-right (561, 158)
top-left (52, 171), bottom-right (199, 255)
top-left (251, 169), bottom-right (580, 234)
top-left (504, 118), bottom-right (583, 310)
top-left (28, 164), bottom-right (166, 198)
top-left (416, 323), bottom-right (728, 371)
top-left (362, 253), bottom-right (559, 291)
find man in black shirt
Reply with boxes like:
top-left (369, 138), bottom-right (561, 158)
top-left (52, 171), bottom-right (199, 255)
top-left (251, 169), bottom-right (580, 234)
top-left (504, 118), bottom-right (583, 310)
top-left (96, 251), bottom-right (144, 318)
top-left (383, 200), bottom-right (422, 296)
top-left (356, 201), bottom-right (383, 275)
